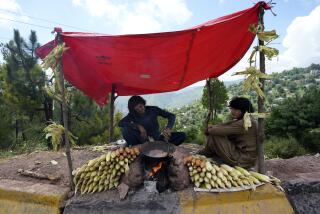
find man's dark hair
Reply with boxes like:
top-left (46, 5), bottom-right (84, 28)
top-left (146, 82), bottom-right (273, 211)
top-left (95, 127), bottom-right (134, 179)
top-left (128, 96), bottom-right (146, 113)
top-left (228, 97), bottom-right (254, 114)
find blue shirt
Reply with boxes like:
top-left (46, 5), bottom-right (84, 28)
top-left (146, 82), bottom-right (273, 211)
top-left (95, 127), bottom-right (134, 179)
top-left (118, 106), bottom-right (176, 140)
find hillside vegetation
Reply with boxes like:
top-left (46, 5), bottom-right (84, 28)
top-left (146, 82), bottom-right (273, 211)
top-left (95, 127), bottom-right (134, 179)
top-left (228, 64), bottom-right (320, 111)
top-left (171, 64), bottom-right (320, 158)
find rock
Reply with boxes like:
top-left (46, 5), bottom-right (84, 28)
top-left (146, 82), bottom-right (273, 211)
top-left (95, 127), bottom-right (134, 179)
top-left (50, 160), bottom-right (58, 165)
top-left (64, 186), bottom-right (180, 214)
top-left (117, 183), bottom-right (129, 200)
top-left (283, 180), bottom-right (320, 214)
top-left (120, 157), bottom-right (144, 188)
top-left (167, 148), bottom-right (190, 191)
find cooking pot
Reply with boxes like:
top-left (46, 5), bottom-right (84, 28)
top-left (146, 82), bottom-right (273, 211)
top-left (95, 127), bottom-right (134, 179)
top-left (141, 141), bottom-right (175, 158)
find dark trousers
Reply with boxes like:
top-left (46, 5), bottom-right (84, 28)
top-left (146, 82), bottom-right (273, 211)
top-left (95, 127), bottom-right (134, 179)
top-left (120, 127), bottom-right (186, 146)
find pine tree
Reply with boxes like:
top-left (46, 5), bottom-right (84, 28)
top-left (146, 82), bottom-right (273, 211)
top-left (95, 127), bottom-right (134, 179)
top-left (1, 29), bottom-right (53, 140)
top-left (201, 78), bottom-right (228, 121)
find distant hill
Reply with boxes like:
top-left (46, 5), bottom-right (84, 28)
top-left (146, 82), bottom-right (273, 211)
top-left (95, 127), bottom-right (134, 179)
top-left (227, 63), bottom-right (320, 110)
top-left (115, 86), bottom-right (203, 113)
top-left (115, 79), bottom-right (241, 113)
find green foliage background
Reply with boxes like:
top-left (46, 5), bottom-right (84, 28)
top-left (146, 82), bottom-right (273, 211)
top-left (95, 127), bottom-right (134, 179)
top-left (0, 30), bottom-right (121, 155)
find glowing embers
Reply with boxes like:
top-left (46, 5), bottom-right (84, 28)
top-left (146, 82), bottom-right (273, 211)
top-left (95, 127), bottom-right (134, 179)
top-left (148, 160), bottom-right (165, 178)
top-left (143, 156), bottom-right (170, 193)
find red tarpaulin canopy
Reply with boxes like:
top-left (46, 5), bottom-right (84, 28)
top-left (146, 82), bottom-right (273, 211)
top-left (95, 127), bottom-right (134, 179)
top-left (36, 2), bottom-right (270, 105)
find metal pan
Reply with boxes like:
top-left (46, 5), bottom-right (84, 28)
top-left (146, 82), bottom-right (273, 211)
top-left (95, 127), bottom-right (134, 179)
top-left (141, 141), bottom-right (175, 158)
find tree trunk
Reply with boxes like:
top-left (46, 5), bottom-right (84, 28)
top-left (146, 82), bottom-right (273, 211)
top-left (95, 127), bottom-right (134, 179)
top-left (15, 119), bottom-right (19, 140)
top-left (44, 97), bottom-right (53, 122)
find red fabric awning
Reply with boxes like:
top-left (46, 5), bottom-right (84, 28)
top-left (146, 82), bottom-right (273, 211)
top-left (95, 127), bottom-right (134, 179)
top-left (36, 2), bottom-right (270, 105)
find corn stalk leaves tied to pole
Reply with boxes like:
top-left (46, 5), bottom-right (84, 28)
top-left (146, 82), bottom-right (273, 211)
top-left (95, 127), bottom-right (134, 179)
top-left (233, 2), bottom-right (278, 173)
top-left (44, 121), bottom-right (78, 151)
top-left (41, 36), bottom-right (75, 189)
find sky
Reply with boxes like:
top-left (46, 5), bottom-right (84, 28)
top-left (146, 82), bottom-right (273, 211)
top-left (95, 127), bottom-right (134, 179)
top-left (0, 0), bottom-right (320, 85)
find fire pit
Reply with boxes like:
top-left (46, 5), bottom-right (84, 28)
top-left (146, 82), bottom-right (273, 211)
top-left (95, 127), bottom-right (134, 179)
top-left (142, 156), bottom-right (169, 193)
top-left (141, 141), bottom-right (175, 193)
top-left (119, 141), bottom-right (190, 196)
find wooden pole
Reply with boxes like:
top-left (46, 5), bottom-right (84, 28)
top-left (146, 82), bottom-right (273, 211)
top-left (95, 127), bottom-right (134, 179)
top-left (109, 84), bottom-right (116, 143)
top-left (206, 79), bottom-right (213, 123)
top-left (257, 5), bottom-right (266, 174)
top-left (56, 32), bottom-right (74, 189)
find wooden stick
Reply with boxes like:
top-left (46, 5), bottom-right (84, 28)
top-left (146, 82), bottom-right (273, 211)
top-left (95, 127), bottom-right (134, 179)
top-left (17, 169), bottom-right (60, 181)
top-left (57, 32), bottom-right (74, 190)
top-left (109, 84), bottom-right (116, 143)
top-left (257, 4), bottom-right (266, 174)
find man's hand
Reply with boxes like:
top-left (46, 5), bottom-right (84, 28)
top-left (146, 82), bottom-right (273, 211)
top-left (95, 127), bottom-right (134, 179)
top-left (137, 125), bottom-right (147, 140)
top-left (162, 128), bottom-right (172, 142)
top-left (206, 124), bottom-right (214, 135)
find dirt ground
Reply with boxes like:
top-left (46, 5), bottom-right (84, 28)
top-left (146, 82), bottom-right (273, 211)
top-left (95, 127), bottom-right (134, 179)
top-left (265, 154), bottom-right (320, 181)
top-left (0, 148), bottom-right (103, 187)
top-left (0, 144), bottom-right (319, 187)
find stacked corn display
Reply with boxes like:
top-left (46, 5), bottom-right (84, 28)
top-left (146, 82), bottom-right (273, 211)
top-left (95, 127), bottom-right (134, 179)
top-left (184, 155), bottom-right (282, 190)
top-left (73, 147), bottom-right (140, 194)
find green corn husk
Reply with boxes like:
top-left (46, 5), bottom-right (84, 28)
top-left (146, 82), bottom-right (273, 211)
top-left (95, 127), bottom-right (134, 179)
top-left (231, 180), bottom-right (239, 187)
top-left (205, 161), bottom-right (213, 171)
top-left (235, 166), bottom-right (250, 176)
top-left (250, 171), bottom-right (271, 183)
top-left (195, 181), bottom-right (201, 188)
top-left (220, 164), bottom-right (234, 173)
top-left (206, 172), bottom-right (212, 179)
top-left (98, 185), bottom-right (104, 192)
top-left (204, 177), bottom-right (210, 183)
top-left (210, 180), bottom-right (216, 188)
top-left (225, 181), bottom-right (232, 188)
top-left (200, 172), bottom-right (205, 178)
top-left (205, 183), bottom-right (212, 190)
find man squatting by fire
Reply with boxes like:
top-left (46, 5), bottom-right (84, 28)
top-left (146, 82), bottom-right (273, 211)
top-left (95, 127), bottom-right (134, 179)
top-left (118, 96), bottom-right (186, 146)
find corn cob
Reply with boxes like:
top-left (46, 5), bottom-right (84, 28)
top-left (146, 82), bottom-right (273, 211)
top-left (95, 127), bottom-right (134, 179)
top-left (249, 171), bottom-right (271, 183)
top-left (185, 155), bottom-right (279, 191)
top-left (74, 146), bottom-right (140, 195)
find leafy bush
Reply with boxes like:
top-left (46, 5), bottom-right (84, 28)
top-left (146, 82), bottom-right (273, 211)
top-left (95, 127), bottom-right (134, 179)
top-left (0, 110), bottom-right (14, 149)
top-left (183, 127), bottom-right (204, 144)
top-left (1, 134), bottom-right (47, 159)
top-left (300, 130), bottom-right (320, 153)
top-left (264, 136), bottom-right (306, 159)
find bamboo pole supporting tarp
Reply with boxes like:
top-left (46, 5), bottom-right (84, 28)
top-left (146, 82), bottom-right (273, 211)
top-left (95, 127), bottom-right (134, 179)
top-left (205, 78), bottom-right (213, 127)
top-left (257, 5), bottom-right (266, 174)
top-left (109, 84), bottom-right (116, 143)
top-left (56, 31), bottom-right (74, 190)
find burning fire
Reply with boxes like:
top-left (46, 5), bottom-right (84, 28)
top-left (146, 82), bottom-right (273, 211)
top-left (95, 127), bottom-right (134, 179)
top-left (148, 161), bottom-right (165, 178)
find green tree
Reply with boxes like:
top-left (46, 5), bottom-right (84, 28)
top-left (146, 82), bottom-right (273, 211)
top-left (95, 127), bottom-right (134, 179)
top-left (0, 65), bottom-right (15, 149)
top-left (0, 30), bottom-right (52, 143)
top-left (66, 89), bottom-right (122, 145)
top-left (201, 78), bottom-right (228, 120)
top-left (266, 86), bottom-right (320, 152)
top-left (171, 101), bottom-right (207, 144)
